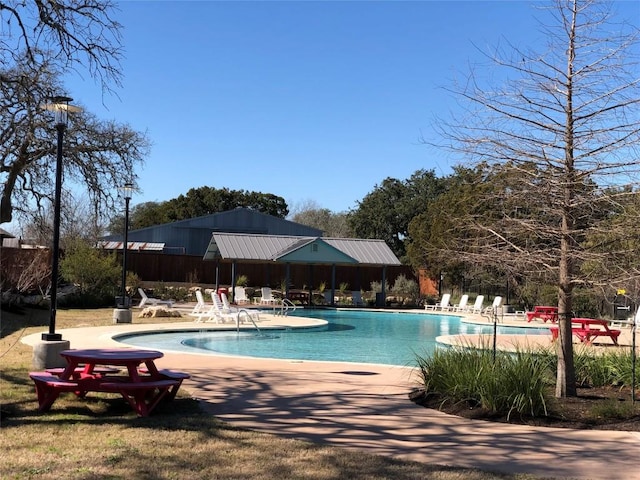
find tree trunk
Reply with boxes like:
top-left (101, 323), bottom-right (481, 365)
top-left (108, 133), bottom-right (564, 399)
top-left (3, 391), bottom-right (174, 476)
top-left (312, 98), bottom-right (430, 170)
top-left (556, 227), bottom-right (577, 397)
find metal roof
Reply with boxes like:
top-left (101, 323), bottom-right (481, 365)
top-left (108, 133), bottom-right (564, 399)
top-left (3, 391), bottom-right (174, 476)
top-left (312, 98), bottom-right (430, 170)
top-left (323, 238), bottom-right (402, 265)
top-left (98, 241), bottom-right (165, 251)
top-left (0, 228), bottom-right (15, 238)
top-left (203, 233), bottom-right (401, 266)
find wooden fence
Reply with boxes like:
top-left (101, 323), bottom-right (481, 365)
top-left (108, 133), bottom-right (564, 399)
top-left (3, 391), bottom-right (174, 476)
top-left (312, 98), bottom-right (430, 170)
top-left (1, 247), bottom-right (419, 293)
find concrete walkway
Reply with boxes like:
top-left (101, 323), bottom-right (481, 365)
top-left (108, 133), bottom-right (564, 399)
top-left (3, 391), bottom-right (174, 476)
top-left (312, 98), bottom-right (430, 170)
top-left (22, 313), bottom-right (640, 480)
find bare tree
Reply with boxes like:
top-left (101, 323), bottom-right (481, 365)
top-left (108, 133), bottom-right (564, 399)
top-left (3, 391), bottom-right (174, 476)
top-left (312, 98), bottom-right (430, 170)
top-left (0, 59), bottom-right (149, 225)
top-left (18, 192), bottom-right (110, 247)
top-left (0, 248), bottom-right (50, 298)
top-left (289, 199), bottom-right (353, 238)
top-left (425, 0), bottom-right (640, 397)
top-left (0, 0), bottom-right (122, 92)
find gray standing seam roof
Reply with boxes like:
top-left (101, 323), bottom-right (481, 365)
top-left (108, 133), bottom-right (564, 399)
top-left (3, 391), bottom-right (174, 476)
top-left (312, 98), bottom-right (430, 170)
top-left (323, 238), bottom-right (402, 265)
top-left (204, 233), bottom-right (401, 266)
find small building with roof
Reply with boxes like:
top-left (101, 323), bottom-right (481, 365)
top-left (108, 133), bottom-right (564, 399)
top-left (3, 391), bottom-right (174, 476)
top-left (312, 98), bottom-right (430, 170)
top-left (203, 233), bottom-right (401, 303)
top-left (103, 207), bottom-right (409, 304)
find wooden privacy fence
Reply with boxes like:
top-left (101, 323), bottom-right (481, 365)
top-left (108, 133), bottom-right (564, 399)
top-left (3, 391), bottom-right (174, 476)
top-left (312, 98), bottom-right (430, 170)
top-left (1, 248), bottom-right (418, 292)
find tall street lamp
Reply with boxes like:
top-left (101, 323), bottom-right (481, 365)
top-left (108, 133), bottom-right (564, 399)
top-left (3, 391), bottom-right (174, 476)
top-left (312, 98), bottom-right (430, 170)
top-left (42, 96), bottom-right (80, 342)
top-left (119, 183), bottom-right (134, 308)
top-left (114, 183), bottom-right (134, 324)
top-left (33, 96), bottom-right (80, 369)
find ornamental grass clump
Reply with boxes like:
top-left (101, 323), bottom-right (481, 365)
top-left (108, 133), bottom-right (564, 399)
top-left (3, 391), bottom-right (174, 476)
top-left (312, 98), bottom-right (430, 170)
top-left (414, 347), bottom-right (550, 420)
top-left (574, 347), bottom-right (634, 388)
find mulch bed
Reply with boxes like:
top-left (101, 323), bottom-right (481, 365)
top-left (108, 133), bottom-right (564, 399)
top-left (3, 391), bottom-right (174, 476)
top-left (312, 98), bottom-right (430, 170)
top-left (409, 385), bottom-right (640, 431)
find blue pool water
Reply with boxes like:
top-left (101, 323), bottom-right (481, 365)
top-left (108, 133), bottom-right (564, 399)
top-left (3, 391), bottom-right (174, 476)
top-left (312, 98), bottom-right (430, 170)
top-left (118, 310), bottom-right (546, 366)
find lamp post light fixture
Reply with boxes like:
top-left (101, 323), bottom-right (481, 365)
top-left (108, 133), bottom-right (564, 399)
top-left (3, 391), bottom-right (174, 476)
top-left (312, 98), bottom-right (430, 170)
top-left (41, 96), bottom-right (81, 342)
top-left (119, 183), bottom-right (134, 308)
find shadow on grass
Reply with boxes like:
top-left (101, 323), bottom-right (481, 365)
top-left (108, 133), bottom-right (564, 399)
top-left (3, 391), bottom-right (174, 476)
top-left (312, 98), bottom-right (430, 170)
top-left (0, 305), bottom-right (50, 338)
top-left (2, 391), bottom-right (210, 429)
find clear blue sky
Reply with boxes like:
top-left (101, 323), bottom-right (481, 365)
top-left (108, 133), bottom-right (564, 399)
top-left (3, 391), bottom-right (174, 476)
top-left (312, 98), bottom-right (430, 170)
top-left (64, 1), bottom-right (639, 215)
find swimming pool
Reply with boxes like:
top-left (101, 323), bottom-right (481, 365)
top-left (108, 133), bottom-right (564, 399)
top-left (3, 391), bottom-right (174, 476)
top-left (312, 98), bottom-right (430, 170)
top-left (117, 309), bottom-right (547, 366)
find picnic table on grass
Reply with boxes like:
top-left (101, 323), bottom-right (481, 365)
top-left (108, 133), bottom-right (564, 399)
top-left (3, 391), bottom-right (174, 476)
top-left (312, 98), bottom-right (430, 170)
top-left (29, 348), bottom-right (190, 417)
top-left (549, 318), bottom-right (621, 346)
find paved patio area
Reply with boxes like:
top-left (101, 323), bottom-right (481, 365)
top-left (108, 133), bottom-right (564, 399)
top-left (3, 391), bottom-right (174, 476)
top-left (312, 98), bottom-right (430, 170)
top-left (22, 310), bottom-right (640, 480)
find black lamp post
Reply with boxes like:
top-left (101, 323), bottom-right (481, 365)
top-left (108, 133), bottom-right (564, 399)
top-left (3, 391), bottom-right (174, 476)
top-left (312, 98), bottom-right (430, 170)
top-left (42, 96), bottom-right (80, 342)
top-left (119, 183), bottom-right (134, 308)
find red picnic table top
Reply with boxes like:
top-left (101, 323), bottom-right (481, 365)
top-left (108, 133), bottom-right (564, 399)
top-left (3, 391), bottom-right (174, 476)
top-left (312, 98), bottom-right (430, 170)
top-left (59, 348), bottom-right (164, 381)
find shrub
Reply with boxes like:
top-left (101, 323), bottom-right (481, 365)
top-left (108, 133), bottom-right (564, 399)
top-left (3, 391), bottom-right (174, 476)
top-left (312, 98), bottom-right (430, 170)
top-left (414, 346), bottom-right (550, 419)
top-left (152, 283), bottom-right (190, 302)
top-left (415, 344), bottom-right (638, 420)
top-left (590, 399), bottom-right (635, 420)
top-left (391, 274), bottom-right (420, 305)
top-left (59, 239), bottom-right (120, 306)
top-left (574, 348), bottom-right (635, 388)
top-left (571, 287), bottom-right (604, 319)
top-left (370, 280), bottom-right (390, 293)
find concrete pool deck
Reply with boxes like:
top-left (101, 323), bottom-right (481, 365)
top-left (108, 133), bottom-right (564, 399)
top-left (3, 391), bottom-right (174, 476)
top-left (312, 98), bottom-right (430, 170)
top-left (21, 309), bottom-right (640, 480)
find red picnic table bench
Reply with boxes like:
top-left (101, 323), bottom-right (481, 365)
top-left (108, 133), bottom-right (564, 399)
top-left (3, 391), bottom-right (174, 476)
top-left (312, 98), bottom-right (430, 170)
top-left (549, 318), bottom-right (621, 346)
top-left (526, 306), bottom-right (558, 323)
top-left (29, 348), bottom-right (190, 417)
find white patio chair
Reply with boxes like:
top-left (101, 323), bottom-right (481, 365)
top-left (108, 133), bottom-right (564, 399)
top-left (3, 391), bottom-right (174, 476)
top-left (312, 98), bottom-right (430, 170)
top-left (258, 287), bottom-right (278, 305)
top-left (233, 286), bottom-right (250, 304)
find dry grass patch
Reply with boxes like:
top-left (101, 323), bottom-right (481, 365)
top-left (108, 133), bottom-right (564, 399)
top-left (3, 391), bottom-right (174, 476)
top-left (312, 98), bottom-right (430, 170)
top-left (1, 306), bottom-right (542, 479)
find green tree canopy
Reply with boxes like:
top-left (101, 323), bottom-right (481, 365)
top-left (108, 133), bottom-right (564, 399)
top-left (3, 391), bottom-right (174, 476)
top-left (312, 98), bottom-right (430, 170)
top-left (348, 169), bottom-right (446, 261)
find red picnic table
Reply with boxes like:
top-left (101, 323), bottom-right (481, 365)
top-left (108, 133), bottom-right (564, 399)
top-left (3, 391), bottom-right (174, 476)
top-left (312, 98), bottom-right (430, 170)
top-left (29, 348), bottom-right (189, 417)
top-left (526, 306), bottom-right (558, 323)
top-left (549, 318), bottom-right (621, 345)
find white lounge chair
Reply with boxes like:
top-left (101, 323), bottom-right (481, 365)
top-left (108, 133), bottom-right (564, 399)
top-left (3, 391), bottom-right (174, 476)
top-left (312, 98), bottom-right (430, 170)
top-left (425, 293), bottom-right (451, 311)
top-left (483, 296), bottom-right (503, 315)
top-left (138, 288), bottom-right (173, 308)
top-left (468, 295), bottom-right (485, 314)
top-left (188, 290), bottom-right (208, 319)
top-left (452, 294), bottom-right (469, 312)
top-left (207, 292), bottom-right (238, 323)
top-left (258, 287), bottom-right (278, 305)
top-left (221, 292), bottom-right (260, 323)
